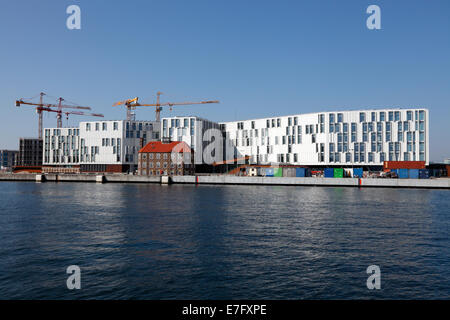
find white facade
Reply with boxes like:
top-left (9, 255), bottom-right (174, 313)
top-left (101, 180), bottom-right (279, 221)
top-left (220, 108), bottom-right (429, 166)
top-left (44, 120), bottom-right (160, 170)
top-left (43, 108), bottom-right (430, 169)
top-left (162, 116), bottom-right (223, 163)
top-left (44, 128), bottom-right (80, 165)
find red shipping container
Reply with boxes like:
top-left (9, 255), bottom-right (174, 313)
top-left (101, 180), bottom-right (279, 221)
top-left (383, 161), bottom-right (426, 170)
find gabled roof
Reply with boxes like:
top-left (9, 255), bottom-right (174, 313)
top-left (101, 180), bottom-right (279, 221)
top-left (139, 141), bottom-right (192, 153)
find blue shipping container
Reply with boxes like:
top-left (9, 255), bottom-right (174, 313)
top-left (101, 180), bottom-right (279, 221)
top-left (398, 169), bottom-right (409, 179)
top-left (296, 168), bottom-right (311, 177)
top-left (324, 168), bottom-right (334, 178)
top-left (265, 168), bottom-right (274, 177)
top-left (419, 169), bottom-right (430, 179)
top-left (353, 168), bottom-right (363, 178)
top-left (409, 169), bottom-right (419, 179)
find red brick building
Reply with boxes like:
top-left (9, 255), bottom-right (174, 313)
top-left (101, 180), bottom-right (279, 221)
top-left (138, 141), bottom-right (194, 176)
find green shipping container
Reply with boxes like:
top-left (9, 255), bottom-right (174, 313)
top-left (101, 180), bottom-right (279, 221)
top-left (274, 168), bottom-right (283, 177)
top-left (334, 168), bottom-right (344, 178)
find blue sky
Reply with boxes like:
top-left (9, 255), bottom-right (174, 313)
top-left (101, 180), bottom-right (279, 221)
top-left (0, 0), bottom-right (449, 161)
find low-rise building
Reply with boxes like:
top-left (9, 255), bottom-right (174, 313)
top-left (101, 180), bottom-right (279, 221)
top-left (138, 141), bottom-right (194, 176)
top-left (0, 150), bottom-right (18, 170)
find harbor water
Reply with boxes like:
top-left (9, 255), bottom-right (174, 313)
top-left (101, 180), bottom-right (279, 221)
top-left (0, 182), bottom-right (449, 299)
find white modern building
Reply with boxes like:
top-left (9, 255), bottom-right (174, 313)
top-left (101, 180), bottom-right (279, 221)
top-left (44, 127), bottom-right (80, 164)
top-left (43, 108), bottom-right (430, 171)
top-left (220, 108), bottom-right (429, 166)
top-left (43, 120), bottom-right (160, 172)
top-left (161, 116), bottom-right (223, 164)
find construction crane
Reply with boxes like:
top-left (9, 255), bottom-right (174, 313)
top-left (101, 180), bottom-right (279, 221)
top-left (113, 92), bottom-right (219, 121)
top-left (23, 106), bottom-right (104, 129)
top-left (63, 111), bottom-right (104, 125)
top-left (15, 93), bottom-right (92, 138)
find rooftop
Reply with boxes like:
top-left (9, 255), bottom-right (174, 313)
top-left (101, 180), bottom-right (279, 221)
top-left (139, 141), bottom-right (192, 154)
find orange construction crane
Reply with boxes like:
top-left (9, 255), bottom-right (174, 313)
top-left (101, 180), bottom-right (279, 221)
top-left (113, 92), bottom-right (219, 121)
top-left (16, 93), bottom-right (93, 138)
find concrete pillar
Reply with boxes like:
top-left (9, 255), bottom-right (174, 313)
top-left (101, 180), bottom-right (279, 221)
top-left (35, 174), bottom-right (45, 183)
top-left (96, 175), bottom-right (105, 184)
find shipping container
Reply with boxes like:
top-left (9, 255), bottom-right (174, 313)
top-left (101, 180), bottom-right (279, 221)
top-left (334, 168), bottom-right (344, 178)
top-left (324, 168), bottom-right (334, 178)
top-left (282, 167), bottom-right (296, 177)
top-left (409, 169), bottom-right (419, 179)
top-left (344, 168), bottom-right (353, 177)
top-left (295, 168), bottom-right (311, 177)
top-left (447, 165), bottom-right (450, 177)
top-left (383, 161), bottom-right (425, 170)
top-left (274, 167), bottom-right (283, 177)
top-left (257, 168), bottom-right (266, 176)
top-left (419, 169), bottom-right (430, 179)
top-left (398, 168), bottom-right (409, 179)
top-left (353, 168), bottom-right (363, 178)
top-left (265, 168), bottom-right (274, 177)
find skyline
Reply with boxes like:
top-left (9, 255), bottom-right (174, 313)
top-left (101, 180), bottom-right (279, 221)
top-left (1, 1), bottom-right (449, 161)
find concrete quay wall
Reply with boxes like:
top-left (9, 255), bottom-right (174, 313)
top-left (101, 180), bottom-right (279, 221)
top-left (1, 173), bottom-right (449, 189)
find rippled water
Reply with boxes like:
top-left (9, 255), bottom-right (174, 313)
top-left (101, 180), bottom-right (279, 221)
top-left (0, 182), bottom-right (449, 299)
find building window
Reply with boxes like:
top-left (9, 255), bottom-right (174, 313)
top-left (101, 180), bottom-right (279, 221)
top-left (359, 112), bottom-right (365, 122)
top-left (337, 113), bottom-right (343, 123)
top-left (388, 111), bottom-right (393, 121)
top-left (419, 132), bottom-right (425, 142)
top-left (419, 110), bottom-right (425, 121)
top-left (329, 113), bottom-right (335, 123)
top-left (335, 123), bottom-right (340, 133)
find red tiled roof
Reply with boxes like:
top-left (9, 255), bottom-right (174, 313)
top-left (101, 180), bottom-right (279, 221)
top-left (139, 141), bottom-right (192, 153)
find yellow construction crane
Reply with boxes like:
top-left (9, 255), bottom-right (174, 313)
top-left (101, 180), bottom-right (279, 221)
top-left (113, 92), bottom-right (219, 121)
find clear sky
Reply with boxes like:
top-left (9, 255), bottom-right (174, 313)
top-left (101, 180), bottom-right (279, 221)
top-left (0, 0), bottom-right (449, 161)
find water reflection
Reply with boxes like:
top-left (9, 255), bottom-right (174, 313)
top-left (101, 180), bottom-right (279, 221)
top-left (0, 182), bottom-right (449, 299)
